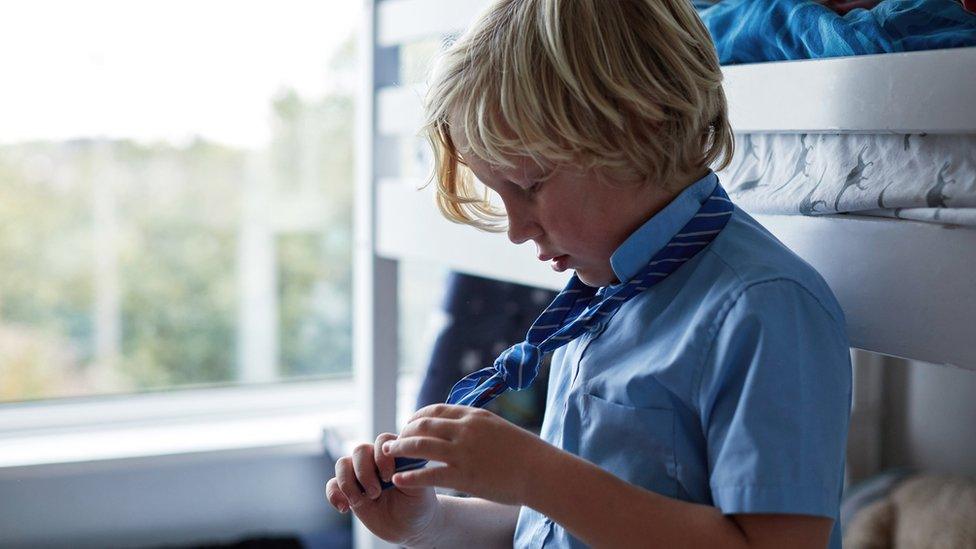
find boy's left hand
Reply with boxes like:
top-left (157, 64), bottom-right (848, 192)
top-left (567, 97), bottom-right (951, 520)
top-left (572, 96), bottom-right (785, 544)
top-left (381, 403), bottom-right (553, 506)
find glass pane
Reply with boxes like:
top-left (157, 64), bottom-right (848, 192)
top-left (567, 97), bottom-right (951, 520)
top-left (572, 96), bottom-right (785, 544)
top-left (0, 1), bottom-right (359, 402)
top-left (398, 260), bottom-right (449, 379)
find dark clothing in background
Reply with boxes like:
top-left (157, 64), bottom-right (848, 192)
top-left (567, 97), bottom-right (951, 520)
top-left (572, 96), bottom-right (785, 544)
top-left (414, 272), bottom-right (557, 433)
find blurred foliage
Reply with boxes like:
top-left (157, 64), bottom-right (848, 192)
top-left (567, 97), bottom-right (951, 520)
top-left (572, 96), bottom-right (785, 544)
top-left (0, 38), bottom-right (356, 401)
top-left (115, 139), bottom-right (243, 388)
top-left (276, 90), bottom-right (354, 378)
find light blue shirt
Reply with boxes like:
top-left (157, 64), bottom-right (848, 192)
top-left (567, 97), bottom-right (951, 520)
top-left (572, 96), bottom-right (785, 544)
top-left (513, 172), bottom-right (852, 548)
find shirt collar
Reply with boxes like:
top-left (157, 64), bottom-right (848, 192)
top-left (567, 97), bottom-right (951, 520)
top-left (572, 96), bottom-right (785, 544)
top-left (609, 171), bottom-right (719, 286)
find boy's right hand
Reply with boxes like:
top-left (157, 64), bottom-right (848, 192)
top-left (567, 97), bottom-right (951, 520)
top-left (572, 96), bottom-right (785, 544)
top-left (325, 432), bottom-right (441, 546)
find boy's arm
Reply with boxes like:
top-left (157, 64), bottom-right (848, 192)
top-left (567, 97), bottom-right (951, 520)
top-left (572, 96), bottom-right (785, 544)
top-left (408, 495), bottom-right (520, 549)
top-left (523, 446), bottom-right (832, 549)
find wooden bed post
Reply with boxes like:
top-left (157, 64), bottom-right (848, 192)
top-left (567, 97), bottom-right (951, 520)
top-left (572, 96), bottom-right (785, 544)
top-left (354, 0), bottom-right (400, 547)
top-left (847, 349), bottom-right (886, 485)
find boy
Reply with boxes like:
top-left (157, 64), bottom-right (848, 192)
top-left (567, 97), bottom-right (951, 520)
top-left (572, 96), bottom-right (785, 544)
top-left (326, 0), bottom-right (851, 547)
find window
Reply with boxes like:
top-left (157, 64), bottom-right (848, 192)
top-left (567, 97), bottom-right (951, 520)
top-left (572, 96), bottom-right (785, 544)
top-left (0, 1), bottom-right (360, 403)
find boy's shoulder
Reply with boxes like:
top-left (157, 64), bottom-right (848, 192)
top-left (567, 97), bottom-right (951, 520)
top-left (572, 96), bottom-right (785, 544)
top-left (696, 207), bottom-right (846, 327)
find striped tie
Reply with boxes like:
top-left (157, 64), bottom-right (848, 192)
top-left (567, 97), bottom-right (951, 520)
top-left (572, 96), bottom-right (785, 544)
top-left (382, 182), bottom-right (734, 487)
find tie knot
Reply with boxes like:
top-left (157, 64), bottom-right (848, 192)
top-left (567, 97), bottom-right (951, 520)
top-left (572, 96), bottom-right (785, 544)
top-left (494, 342), bottom-right (541, 391)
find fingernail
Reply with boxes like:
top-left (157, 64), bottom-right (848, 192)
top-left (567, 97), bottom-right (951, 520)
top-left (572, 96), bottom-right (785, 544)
top-left (337, 503), bottom-right (348, 513)
top-left (368, 487), bottom-right (380, 499)
top-left (382, 442), bottom-right (392, 454)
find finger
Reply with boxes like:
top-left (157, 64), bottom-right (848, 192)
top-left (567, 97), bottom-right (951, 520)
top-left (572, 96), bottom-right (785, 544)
top-left (393, 462), bottom-right (457, 490)
top-left (351, 443), bottom-right (383, 500)
top-left (383, 436), bottom-right (454, 463)
top-left (334, 457), bottom-right (369, 509)
top-left (373, 432), bottom-right (399, 483)
top-left (407, 403), bottom-right (472, 423)
top-left (325, 477), bottom-right (350, 513)
top-left (398, 417), bottom-right (459, 441)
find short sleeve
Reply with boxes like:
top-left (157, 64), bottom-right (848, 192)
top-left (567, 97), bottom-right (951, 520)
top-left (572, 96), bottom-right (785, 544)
top-left (697, 279), bottom-right (852, 518)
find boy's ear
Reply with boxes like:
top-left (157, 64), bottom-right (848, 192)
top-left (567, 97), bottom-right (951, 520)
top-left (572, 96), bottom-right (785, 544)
top-left (589, 164), bottom-right (648, 190)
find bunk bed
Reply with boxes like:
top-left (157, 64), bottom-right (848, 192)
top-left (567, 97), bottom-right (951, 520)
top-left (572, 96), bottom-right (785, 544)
top-left (371, 6), bottom-right (976, 369)
top-left (356, 0), bottom-right (976, 546)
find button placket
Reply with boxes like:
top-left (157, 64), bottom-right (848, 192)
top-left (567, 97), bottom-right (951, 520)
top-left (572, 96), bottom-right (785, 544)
top-left (570, 310), bottom-right (614, 386)
top-left (569, 330), bottom-right (596, 387)
top-left (530, 516), bottom-right (554, 547)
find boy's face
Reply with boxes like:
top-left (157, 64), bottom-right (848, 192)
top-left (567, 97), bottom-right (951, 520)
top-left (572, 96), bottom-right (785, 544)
top-left (452, 129), bottom-right (677, 287)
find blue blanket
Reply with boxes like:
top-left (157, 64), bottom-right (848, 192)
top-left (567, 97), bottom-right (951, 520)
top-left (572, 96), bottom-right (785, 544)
top-left (693, 0), bottom-right (976, 64)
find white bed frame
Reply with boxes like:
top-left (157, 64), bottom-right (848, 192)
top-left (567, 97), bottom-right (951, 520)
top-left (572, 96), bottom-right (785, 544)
top-left (356, 1), bottom-right (976, 546)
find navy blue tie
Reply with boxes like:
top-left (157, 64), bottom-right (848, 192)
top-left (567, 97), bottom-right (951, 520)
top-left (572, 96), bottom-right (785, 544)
top-left (382, 182), bottom-right (734, 488)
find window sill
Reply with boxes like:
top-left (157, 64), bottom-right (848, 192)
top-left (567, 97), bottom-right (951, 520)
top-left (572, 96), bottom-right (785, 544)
top-left (0, 373), bottom-right (421, 470)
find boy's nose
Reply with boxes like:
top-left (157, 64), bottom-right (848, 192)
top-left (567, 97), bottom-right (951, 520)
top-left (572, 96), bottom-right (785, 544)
top-left (507, 213), bottom-right (543, 245)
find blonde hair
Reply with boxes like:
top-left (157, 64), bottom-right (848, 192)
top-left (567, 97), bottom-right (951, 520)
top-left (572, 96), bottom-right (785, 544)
top-left (423, 0), bottom-right (734, 231)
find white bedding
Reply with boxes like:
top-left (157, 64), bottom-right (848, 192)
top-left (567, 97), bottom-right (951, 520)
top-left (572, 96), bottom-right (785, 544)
top-left (717, 133), bottom-right (976, 226)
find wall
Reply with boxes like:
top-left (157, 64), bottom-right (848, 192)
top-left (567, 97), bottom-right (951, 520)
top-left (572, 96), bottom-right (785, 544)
top-left (882, 358), bottom-right (976, 476)
top-left (0, 444), bottom-right (349, 549)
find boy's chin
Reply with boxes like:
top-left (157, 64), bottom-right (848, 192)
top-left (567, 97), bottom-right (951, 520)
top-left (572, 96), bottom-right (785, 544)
top-left (574, 268), bottom-right (615, 288)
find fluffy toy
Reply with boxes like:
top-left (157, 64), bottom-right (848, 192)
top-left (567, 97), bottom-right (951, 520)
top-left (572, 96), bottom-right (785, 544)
top-left (844, 475), bottom-right (976, 549)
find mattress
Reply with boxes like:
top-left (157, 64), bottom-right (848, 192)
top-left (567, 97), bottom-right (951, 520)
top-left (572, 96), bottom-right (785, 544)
top-left (716, 133), bottom-right (976, 226)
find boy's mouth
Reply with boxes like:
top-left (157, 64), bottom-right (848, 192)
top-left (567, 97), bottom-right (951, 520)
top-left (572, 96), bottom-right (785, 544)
top-left (549, 255), bottom-right (570, 272)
